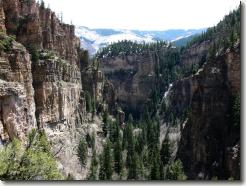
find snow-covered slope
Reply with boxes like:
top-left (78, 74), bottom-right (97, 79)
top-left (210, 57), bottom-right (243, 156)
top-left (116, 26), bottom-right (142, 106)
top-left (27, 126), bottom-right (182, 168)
top-left (75, 26), bottom-right (206, 55)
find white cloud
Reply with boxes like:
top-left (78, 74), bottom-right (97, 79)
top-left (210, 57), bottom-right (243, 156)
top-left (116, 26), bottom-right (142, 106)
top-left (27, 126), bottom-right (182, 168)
top-left (42, 0), bottom-right (241, 30)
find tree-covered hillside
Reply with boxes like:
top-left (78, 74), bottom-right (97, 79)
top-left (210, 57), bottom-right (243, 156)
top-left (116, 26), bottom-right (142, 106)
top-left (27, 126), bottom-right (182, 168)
top-left (87, 5), bottom-right (241, 180)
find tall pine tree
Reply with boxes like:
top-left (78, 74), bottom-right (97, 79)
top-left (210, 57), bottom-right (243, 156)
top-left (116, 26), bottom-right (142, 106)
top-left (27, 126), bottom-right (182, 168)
top-left (160, 137), bottom-right (171, 166)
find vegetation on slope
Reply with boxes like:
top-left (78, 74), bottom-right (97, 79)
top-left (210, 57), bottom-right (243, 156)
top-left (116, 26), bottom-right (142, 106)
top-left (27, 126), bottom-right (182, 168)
top-left (0, 4), bottom-right (237, 181)
top-left (82, 5), bottom-right (241, 181)
top-left (0, 130), bottom-right (63, 180)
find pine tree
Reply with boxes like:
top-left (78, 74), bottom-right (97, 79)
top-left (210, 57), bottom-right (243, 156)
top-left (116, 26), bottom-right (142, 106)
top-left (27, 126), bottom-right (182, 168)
top-left (159, 163), bottom-right (165, 180)
top-left (77, 138), bottom-right (88, 166)
top-left (89, 150), bottom-right (98, 180)
top-left (122, 125), bottom-right (128, 150)
top-left (80, 50), bottom-right (89, 70)
top-left (85, 91), bottom-right (92, 113)
top-left (109, 121), bottom-right (118, 143)
top-left (102, 111), bottom-right (109, 137)
top-left (40, 0), bottom-right (45, 9)
top-left (150, 147), bottom-right (161, 180)
top-left (135, 134), bottom-right (144, 154)
top-left (114, 137), bottom-right (123, 174)
top-left (166, 159), bottom-right (186, 180)
top-left (126, 122), bottom-right (135, 167)
top-left (100, 139), bottom-right (113, 180)
top-left (160, 137), bottom-right (171, 166)
top-left (99, 154), bottom-right (106, 180)
top-left (128, 152), bottom-right (139, 180)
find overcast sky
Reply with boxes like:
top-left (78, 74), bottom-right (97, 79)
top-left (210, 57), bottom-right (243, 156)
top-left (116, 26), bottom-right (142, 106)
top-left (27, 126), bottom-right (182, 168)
top-left (41, 0), bottom-right (241, 30)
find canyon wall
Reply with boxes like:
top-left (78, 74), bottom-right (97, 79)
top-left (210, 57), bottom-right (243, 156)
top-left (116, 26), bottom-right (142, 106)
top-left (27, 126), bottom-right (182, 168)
top-left (3, 0), bottom-right (80, 65)
top-left (0, 0), bottom-right (240, 180)
top-left (0, 0), bottom-right (107, 179)
top-left (180, 41), bottom-right (210, 66)
top-left (161, 42), bottom-right (240, 179)
top-left (0, 34), bottom-right (36, 143)
top-left (99, 53), bottom-right (156, 116)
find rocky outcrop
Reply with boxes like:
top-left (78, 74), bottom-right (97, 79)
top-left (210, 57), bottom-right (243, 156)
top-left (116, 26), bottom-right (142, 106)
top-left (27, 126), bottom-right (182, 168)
top-left (102, 79), bottom-right (117, 113)
top-left (0, 33), bottom-right (36, 143)
top-left (99, 53), bottom-right (156, 116)
top-left (3, 0), bottom-right (80, 65)
top-left (32, 55), bottom-right (83, 128)
top-left (161, 42), bottom-right (240, 179)
top-left (180, 41), bottom-right (210, 66)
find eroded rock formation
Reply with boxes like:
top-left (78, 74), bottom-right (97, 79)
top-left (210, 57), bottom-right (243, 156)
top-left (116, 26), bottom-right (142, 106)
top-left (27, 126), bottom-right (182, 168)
top-left (0, 33), bottom-right (36, 143)
top-left (3, 0), bottom-right (80, 65)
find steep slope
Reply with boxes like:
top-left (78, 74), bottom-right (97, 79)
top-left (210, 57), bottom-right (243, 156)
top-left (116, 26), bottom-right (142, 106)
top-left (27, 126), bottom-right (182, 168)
top-left (1, 0), bottom-right (86, 178)
top-left (97, 41), bottom-right (181, 117)
top-left (0, 1), bottom-right (36, 144)
top-left (96, 5), bottom-right (240, 180)
top-left (0, 0), bottom-right (110, 180)
top-left (0, 34), bottom-right (36, 143)
top-left (162, 42), bottom-right (240, 179)
top-left (0, 0), bottom-right (240, 181)
top-left (159, 7), bottom-right (240, 180)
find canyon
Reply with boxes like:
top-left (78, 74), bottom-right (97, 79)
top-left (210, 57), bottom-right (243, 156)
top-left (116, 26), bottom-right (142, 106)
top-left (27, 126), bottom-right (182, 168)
top-left (0, 0), bottom-right (241, 181)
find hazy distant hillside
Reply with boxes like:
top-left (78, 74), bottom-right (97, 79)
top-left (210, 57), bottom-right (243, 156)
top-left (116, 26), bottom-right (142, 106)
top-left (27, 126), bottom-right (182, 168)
top-left (172, 34), bottom-right (198, 47)
top-left (75, 26), bottom-right (206, 55)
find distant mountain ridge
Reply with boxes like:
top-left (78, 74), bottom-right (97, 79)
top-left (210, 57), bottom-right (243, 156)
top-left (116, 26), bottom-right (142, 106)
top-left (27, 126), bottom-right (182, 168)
top-left (75, 26), bottom-right (206, 55)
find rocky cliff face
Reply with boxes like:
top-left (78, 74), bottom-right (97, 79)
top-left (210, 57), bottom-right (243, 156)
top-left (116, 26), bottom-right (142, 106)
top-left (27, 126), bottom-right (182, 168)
top-left (0, 34), bottom-right (36, 143)
top-left (0, 0), bottom-right (107, 179)
top-left (99, 53), bottom-right (156, 116)
top-left (180, 41), bottom-right (210, 66)
top-left (3, 0), bottom-right (80, 65)
top-left (0, 0), bottom-right (36, 142)
top-left (161, 42), bottom-right (240, 179)
top-left (0, 0), bottom-right (240, 181)
top-left (31, 53), bottom-right (84, 178)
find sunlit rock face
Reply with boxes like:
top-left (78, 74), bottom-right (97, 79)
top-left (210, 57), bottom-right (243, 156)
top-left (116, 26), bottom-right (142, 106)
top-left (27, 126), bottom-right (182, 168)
top-left (3, 0), bottom-right (80, 66)
top-left (0, 0), bottom-right (103, 179)
top-left (0, 35), bottom-right (36, 143)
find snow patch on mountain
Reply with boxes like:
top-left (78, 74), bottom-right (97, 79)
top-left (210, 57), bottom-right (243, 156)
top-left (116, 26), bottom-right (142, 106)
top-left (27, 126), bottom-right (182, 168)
top-left (75, 26), bottom-right (206, 55)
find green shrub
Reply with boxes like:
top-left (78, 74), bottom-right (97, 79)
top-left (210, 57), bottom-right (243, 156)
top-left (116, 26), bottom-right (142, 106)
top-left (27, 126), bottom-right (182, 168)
top-left (0, 35), bottom-right (14, 52)
top-left (166, 159), bottom-right (187, 180)
top-left (0, 130), bottom-right (63, 180)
